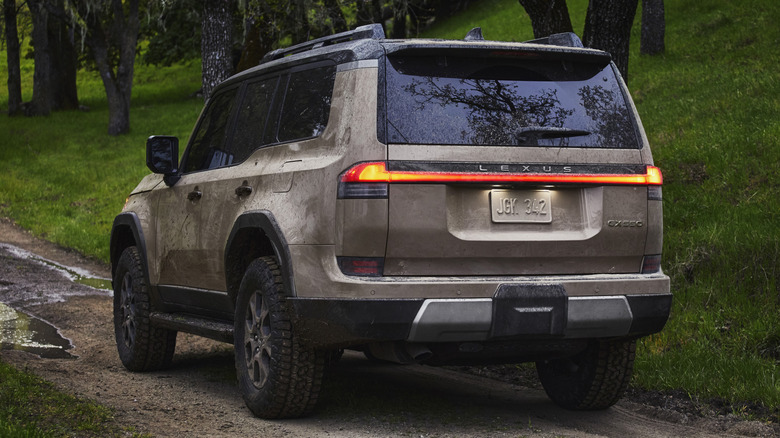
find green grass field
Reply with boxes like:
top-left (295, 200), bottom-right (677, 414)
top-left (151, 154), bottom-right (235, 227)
top-left (1, 0), bottom-right (778, 419)
top-left (0, 360), bottom-right (143, 437)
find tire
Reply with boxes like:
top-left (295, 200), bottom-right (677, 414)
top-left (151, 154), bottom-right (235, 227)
top-left (234, 257), bottom-right (325, 419)
top-left (113, 246), bottom-right (176, 371)
top-left (536, 339), bottom-right (636, 410)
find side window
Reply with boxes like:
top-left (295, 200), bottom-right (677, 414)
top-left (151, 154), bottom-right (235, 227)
top-left (231, 77), bottom-right (279, 163)
top-left (182, 88), bottom-right (238, 173)
top-left (276, 65), bottom-right (337, 143)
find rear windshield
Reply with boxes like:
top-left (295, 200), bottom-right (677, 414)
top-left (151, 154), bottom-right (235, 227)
top-left (385, 53), bottom-right (639, 148)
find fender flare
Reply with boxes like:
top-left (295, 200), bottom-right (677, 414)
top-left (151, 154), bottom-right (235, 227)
top-left (224, 210), bottom-right (295, 297)
top-left (110, 212), bottom-right (151, 287)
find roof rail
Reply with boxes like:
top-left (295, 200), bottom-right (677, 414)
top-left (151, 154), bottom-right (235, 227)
top-left (525, 32), bottom-right (584, 48)
top-left (260, 24), bottom-right (386, 64)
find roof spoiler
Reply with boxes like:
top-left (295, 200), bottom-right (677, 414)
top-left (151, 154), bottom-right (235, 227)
top-left (261, 24), bottom-right (385, 64)
top-left (525, 32), bottom-right (584, 48)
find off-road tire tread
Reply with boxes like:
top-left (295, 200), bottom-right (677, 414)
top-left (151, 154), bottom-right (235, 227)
top-left (113, 246), bottom-right (176, 372)
top-left (536, 339), bottom-right (635, 410)
top-left (234, 257), bottom-right (325, 419)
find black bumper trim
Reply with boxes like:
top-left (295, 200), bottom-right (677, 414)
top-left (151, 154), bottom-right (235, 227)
top-left (289, 292), bottom-right (672, 348)
top-left (290, 298), bottom-right (424, 347)
top-left (627, 293), bottom-right (673, 335)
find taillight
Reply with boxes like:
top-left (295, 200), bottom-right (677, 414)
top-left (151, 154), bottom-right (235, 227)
top-left (647, 186), bottom-right (663, 201)
top-left (338, 161), bottom-right (663, 199)
top-left (641, 254), bottom-right (662, 274)
top-left (337, 182), bottom-right (388, 199)
top-left (337, 257), bottom-right (384, 276)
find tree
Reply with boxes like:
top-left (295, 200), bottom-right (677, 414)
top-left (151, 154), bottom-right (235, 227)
top-left (640, 0), bottom-right (664, 55)
top-left (322, 0), bottom-right (347, 33)
top-left (26, 0), bottom-right (79, 115)
top-left (71, 0), bottom-right (141, 135)
top-left (391, 0), bottom-right (407, 39)
top-left (143, 0), bottom-right (201, 67)
top-left (236, 1), bottom-right (280, 72)
top-left (3, 0), bottom-right (22, 115)
top-left (46, 0), bottom-right (79, 111)
top-left (201, 0), bottom-right (233, 101)
top-left (582, 0), bottom-right (638, 82)
top-left (288, 0), bottom-right (311, 44)
top-left (517, 0), bottom-right (573, 38)
top-left (354, 0), bottom-right (386, 28)
top-left (28, 0), bottom-right (52, 115)
top-left (517, 0), bottom-right (640, 82)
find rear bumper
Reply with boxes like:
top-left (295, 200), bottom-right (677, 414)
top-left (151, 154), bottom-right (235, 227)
top-left (291, 283), bottom-right (671, 348)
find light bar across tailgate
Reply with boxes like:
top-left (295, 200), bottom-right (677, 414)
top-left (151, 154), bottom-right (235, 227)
top-left (338, 161), bottom-right (662, 199)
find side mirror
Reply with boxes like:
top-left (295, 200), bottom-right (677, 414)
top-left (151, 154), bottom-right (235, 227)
top-left (146, 136), bottom-right (180, 186)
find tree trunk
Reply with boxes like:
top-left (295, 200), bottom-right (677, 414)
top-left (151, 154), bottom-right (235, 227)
top-left (3, 0), bottom-right (22, 116)
top-left (323, 0), bottom-right (347, 34)
top-left (582, 0), bottom-right (639, 82)
top-left (517, 0), bottom-right (573, 38)
top-left (75, 0), bottom-right (140, 135)
top-left (356, 0), bottom-right (380, 25)
top-left (48, 0), bottom-right (78, 110)
top-left (236, 17), bottom-right (272, 72)
top-left (640, 0), bottom-right (665, 55)
top-left (355, 0), bottom-right (387, 36)
top-left (391, 0), bottom-right (407, 39)
top-left (288, 0), bottom-right (311, 44)
top-left (201, 0), bottom-right (234, 101)
top-left (29, 0), bottom-right (52, 116)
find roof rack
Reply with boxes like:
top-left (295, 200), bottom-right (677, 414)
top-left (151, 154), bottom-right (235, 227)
top-left (525, 32), bottom-right (584, 48)
top-left (260, 24), bottom-right (386, 64)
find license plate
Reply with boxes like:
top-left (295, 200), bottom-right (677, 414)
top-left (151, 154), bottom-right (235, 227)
top-left (491, 190), bottom-right (552, 223)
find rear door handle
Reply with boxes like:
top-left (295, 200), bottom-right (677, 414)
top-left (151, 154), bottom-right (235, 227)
top-left (235, 182), bottom-right (253, 197)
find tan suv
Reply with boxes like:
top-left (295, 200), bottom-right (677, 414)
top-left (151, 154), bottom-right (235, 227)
top-left (110, 25), bottom-right (671, 419)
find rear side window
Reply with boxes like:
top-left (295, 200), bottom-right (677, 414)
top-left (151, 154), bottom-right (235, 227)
top-left (231, 77), bottom-right (279, 163)
top-left (275, 65), bottom-right (337, 143)
top-left (183, 89), bottom-right (238, 173)
top-left (385, 54), bottom-right (639, 148)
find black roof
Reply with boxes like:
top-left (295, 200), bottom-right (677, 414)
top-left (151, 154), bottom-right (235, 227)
top-left (221, 24), bottom-right (610, 88)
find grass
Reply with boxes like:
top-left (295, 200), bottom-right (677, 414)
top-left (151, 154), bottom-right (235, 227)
top-left (0, 361), bottom-right (144, 437)
top-left (0, 0), bottom-right (778, 420)
top-left (0, 61), bottom-right (202, 261)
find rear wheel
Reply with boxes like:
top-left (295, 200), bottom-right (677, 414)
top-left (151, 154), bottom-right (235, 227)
top-left (113, 246), bottom-right (176, 371)
top-left (234, 257), bottom-right (325, 419)
top-left (536, 339), bottom-right (635, 410)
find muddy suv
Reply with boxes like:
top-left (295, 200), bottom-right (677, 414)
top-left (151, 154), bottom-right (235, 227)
top-left (110, 25), bottom-right (671, 419)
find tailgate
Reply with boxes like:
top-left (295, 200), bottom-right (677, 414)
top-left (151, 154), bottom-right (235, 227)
top-left (383, 163), bottom-right (652, 276)
top-left (378, 46), bottom-right (658, 276)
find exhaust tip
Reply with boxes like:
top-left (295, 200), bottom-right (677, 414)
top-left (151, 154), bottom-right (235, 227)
top-left (368, 342), bottom-right (433, 364)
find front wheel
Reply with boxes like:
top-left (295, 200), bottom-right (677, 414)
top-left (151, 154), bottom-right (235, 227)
top-left (536, 339), bottom-right (636, 410)
top-left (113, 246), bottom-right (176, 371)
top-left (233, 257), bottom-right (325, 419)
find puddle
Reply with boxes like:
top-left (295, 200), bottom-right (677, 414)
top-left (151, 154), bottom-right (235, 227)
top-left (0, 243), bottom-right (108, 358)
top-left (0, 302), bottom-right (76, 359)
top-left (0, 243), bottom-right (112, 292)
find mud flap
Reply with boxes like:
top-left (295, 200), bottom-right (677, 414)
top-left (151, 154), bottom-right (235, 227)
top-left (490, 284), bottom-right (567, 338)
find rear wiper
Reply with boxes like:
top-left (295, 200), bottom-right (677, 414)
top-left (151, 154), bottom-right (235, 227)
top-left (514, 127), bottom-right (591, 144)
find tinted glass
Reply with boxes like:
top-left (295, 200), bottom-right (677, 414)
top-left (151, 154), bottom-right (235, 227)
top-left (386, 55), bottom-right (639, 148)
top-left (232, 77), bottom-right (279, 163)
top-left (183, 89), bottom-right (238, 173)
top-left (276, 65), bottom-right (336, 142)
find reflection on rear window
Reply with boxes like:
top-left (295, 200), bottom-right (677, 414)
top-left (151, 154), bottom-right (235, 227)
top-left (386, 55), bottom-right (639, 148)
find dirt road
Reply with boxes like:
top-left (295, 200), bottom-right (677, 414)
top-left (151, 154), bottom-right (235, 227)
top-left (0, 218), bottom-right (774, 437)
